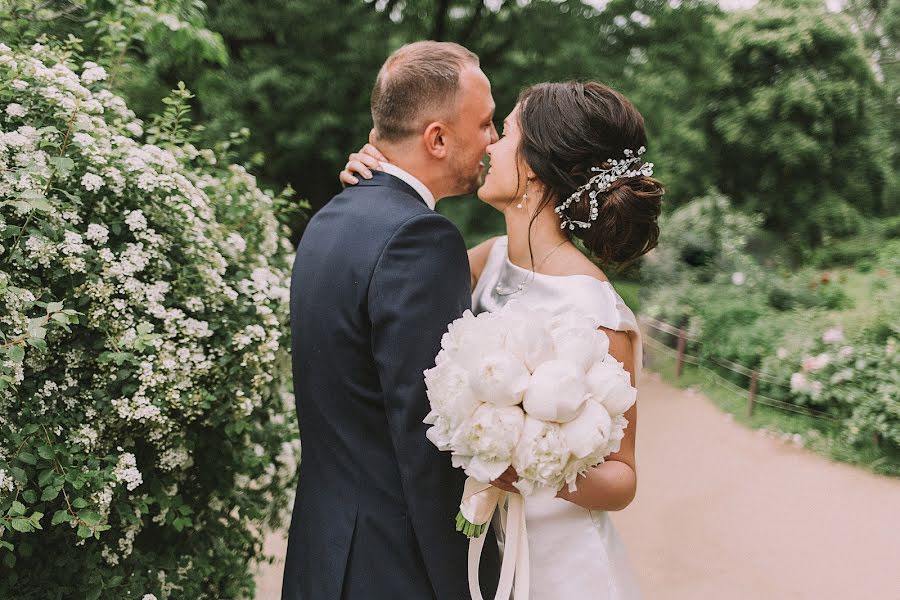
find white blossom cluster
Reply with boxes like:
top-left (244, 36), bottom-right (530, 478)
top-left (113, 452), bottom-right (143, 491)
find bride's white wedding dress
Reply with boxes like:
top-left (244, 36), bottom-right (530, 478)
top-left (472, 236), bottom-right (642, 600)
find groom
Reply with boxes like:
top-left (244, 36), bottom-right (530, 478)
top-left (283, 42), bottom-right (500, 599)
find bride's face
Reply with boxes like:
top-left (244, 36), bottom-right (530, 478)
top-left (478, 104), bottom-right (529, 210)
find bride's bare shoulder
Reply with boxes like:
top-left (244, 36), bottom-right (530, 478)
top-left (549, 246), bottom-right (610, 283)
top-left (469, 236), bottom-right (501, 286)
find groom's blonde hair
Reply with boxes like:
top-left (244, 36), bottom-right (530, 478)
top-left (371, 41), bottom-right (479, 143)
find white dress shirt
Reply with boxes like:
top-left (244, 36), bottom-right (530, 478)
top-left (378, 162), bottom-right (436, 211)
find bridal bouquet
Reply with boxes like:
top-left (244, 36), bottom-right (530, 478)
top-left (424, 302), bottom-right (636, 535)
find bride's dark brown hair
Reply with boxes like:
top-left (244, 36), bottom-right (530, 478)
top-left (517, 81), bottom-right (664, 266)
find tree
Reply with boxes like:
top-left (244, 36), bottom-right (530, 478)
top-left (703, 0), bottom-right (887, 250)
top-left (192, 0), bottom-right (724, 243)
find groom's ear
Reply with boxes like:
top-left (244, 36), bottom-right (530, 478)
top-left (423, 121), bottom-right (449, 159)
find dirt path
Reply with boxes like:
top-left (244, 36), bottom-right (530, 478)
top-left (256, 372), bottom-right (900, 599)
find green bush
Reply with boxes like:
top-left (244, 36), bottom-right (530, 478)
top-left (761, 329), bottom-right (900, 452)
top-left (811, 238), bottom-right (879, 268)
top-left (0, 43), bottom-right (298, 599)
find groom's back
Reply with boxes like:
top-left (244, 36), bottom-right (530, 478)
top-left (283, 172), bottom-right (491, 600)
top-left (289, 174), bottom-right (433, 500)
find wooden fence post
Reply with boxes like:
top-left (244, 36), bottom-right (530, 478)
top-left (675, 329), bottom-right (687, 379)
top-left (748, 371), bottom-right (758, 417)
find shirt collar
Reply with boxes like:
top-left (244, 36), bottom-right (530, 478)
top-left (378, 162), bottom-right (436, 211)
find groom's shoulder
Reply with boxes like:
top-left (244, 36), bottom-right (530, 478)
top-left (323, 183), bottom-right (457, 237)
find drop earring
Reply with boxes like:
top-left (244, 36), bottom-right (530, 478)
top-left (517, 183), bottom-right (528, 209)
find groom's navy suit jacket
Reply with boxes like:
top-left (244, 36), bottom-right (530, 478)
top-left (283, 172), bottom-right (500, 600)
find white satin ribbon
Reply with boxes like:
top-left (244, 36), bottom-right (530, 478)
top-left (462, 477), bottom-right (530, 600)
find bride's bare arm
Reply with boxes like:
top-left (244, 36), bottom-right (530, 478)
top-left (467, 237), bottom-right (499, 290)
top-left (556, 328), bottom-right (638, 511)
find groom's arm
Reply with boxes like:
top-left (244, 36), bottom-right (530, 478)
top-left (369, 212), bottom-right (472, 598)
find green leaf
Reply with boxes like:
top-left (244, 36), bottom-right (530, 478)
top-left (78, 510), bottom-right (101, 526)
top-left (48, 156), bottom-right (75, 177)
top-left (25, 338), bottom-right (47, 351)
top-left (38, 469), bottom-right (55, 487)
top-left (10, 467), bottom-right (27, 484)
top-left (17, 189), bottom-right (45, 201)
top-left (52, 510), bottom-right (73, 525)
top-left (22, 490), bottom-right (36, 504)
top-left (9, 501), bottom-right (26, 516)
top-left (2, 552), bottom-right (15, 568)
top-left (17, 451), bottom-right (36, 465)
top-left (10, 518), bottom-right (33, 533)
top-left (37, 446), bottom-right (54, 460)
top-left (0, 540), bottom-right (14, 552)
top-left (72, 497), bottom-right (89, 509)
top-left (7, 345), bottom-right (24, 363)
top-left (46, 301), bottom-right (64, 313)
top-left (41, 486), bottom-right (60, 502)
top-left (27, 322), bottom-right (47, 339)
top-left (54, 188), bottom-right (81, 204)
top-left (76, 524), bottom-right (92, 539)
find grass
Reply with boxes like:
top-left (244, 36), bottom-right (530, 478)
top-left (644, 342), bottom-right (899, 478)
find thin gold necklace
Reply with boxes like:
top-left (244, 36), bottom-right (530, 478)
top-left (495, 239), bottom-right (570, 296)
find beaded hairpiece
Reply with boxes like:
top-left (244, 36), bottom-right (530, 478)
top-left (555, 146), bottom-right (654, 231)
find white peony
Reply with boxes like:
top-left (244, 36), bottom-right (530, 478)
top-left (501, 304), bottom-right (556, 372)
top-left (512, 415), bottom-right (570, 495)
top-left (523, 359), bottom-right (588, 423)
top-left (440, 310), bottom-right (507, 372)
top-left (585, 355), bottom-right (636, 416)
top-left (469, 351), bottom-right (530, 407)
top-left (423, 362), bottom-right (480, 450)
top-left (451, 404), bottom-right (525, 482)
top-left (551, 325), bottom-right (610, 373)
top-left (560, 399), bottom-right (612, 459)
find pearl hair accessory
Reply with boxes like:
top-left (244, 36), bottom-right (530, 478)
top-left (555, 146), bottom-right (653, 231)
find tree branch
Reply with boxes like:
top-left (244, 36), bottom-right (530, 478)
top-left (432, 0), bottom-right (452, 41)
top-left (459, 1), bottom-right (486, 45)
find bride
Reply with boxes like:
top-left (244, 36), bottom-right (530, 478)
top-left (341, 80), bottom-right (663, 599)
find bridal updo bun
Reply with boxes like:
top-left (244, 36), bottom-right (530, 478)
top-left (517, 82), bottom-right (663, 266)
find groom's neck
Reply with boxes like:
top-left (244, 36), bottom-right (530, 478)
top-left (379, 145), bottom-right (444, 202)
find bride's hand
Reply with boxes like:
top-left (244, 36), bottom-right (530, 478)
top-left (490, 466), bottom-right (520, 494)
top-left (339, 143), bottom-right (389, 187)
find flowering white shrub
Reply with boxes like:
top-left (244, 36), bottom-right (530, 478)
top-left (0, 42), bottom-right (298, 599)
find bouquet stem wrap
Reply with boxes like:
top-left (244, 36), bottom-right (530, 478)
top-left (461, 477), bottom-right (530, 600)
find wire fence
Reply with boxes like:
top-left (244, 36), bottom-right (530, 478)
top-left (640, 317), bottom-right (839, 423)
